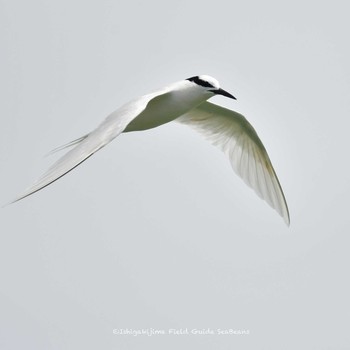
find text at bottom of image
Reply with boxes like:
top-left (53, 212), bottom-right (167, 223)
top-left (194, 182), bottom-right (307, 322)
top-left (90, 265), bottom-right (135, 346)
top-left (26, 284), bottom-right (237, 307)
top-left (112, 328), bottom-right (250, 337)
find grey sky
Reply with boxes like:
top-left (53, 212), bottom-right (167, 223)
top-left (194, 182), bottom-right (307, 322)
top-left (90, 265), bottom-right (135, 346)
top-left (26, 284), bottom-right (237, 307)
top-left (1, 0), bottom-right (349, 349)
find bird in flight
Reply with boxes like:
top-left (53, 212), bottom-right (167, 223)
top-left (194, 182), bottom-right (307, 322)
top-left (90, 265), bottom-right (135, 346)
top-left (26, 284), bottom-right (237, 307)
top-left (12, 75), bottom-right (290, 225)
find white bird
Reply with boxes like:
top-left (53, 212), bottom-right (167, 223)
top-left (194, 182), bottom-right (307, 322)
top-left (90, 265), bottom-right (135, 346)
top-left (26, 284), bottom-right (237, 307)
top-left (12, 75), bottom-right (290, 225)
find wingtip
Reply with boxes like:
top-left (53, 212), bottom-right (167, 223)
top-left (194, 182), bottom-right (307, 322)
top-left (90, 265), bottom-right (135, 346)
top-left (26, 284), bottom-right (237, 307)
top-left (4, 188), bottom-right (39, 207)
top-left (3, 195), bottom-right (24, 207)
top-left (2, 197), bottom-right (19, 208)
top-left (283, 213), bottom-right (291, 227)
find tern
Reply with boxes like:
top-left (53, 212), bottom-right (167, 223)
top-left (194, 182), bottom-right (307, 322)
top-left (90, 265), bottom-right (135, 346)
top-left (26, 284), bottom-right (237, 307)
top-left (12, 75), bottom-right (290, 225)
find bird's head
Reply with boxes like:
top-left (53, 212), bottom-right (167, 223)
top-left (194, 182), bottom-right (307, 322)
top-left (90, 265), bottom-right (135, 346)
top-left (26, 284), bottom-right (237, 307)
top-left (186, 75), bottom-right (236, 100)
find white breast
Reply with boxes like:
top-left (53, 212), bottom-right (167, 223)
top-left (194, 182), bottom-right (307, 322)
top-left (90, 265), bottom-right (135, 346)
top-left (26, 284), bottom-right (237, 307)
top-left (124, 81), bottom-right (209, 132)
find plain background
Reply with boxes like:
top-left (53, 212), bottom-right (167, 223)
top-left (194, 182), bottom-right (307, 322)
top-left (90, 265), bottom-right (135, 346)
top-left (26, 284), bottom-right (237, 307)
top-left (1, 0), bottom-right (349, 349)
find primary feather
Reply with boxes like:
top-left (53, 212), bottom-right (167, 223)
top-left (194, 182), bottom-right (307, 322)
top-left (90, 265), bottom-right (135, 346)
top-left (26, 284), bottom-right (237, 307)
top-left (12, 89), bottom-right (171, 203)
top-left (177, 101), bottom-right (290, 225)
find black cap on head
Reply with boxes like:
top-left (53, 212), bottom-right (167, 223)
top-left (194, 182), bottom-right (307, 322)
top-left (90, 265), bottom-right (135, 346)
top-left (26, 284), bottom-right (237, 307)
top-left (187, 75), bottom-right (236, 100)
top-left (187, 76), bottom-right (215, 89)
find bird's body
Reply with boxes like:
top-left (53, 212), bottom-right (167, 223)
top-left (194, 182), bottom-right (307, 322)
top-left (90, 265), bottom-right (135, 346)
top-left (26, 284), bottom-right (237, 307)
top-left (125, 80), bottom-right (206, 132)
top-left (13, 75), bottom-right (290, 225)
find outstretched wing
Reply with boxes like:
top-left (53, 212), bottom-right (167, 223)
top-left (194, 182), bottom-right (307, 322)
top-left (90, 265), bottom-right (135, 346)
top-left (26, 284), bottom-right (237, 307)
top-left (177, 101), bottom-right (290, 225)
top-left (12, 90), bottom-right (170, 203)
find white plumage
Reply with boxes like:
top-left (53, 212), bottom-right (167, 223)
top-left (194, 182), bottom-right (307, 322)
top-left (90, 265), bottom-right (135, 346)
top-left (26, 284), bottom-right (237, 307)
top-left (13, 75), bottom-right (290, 225)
